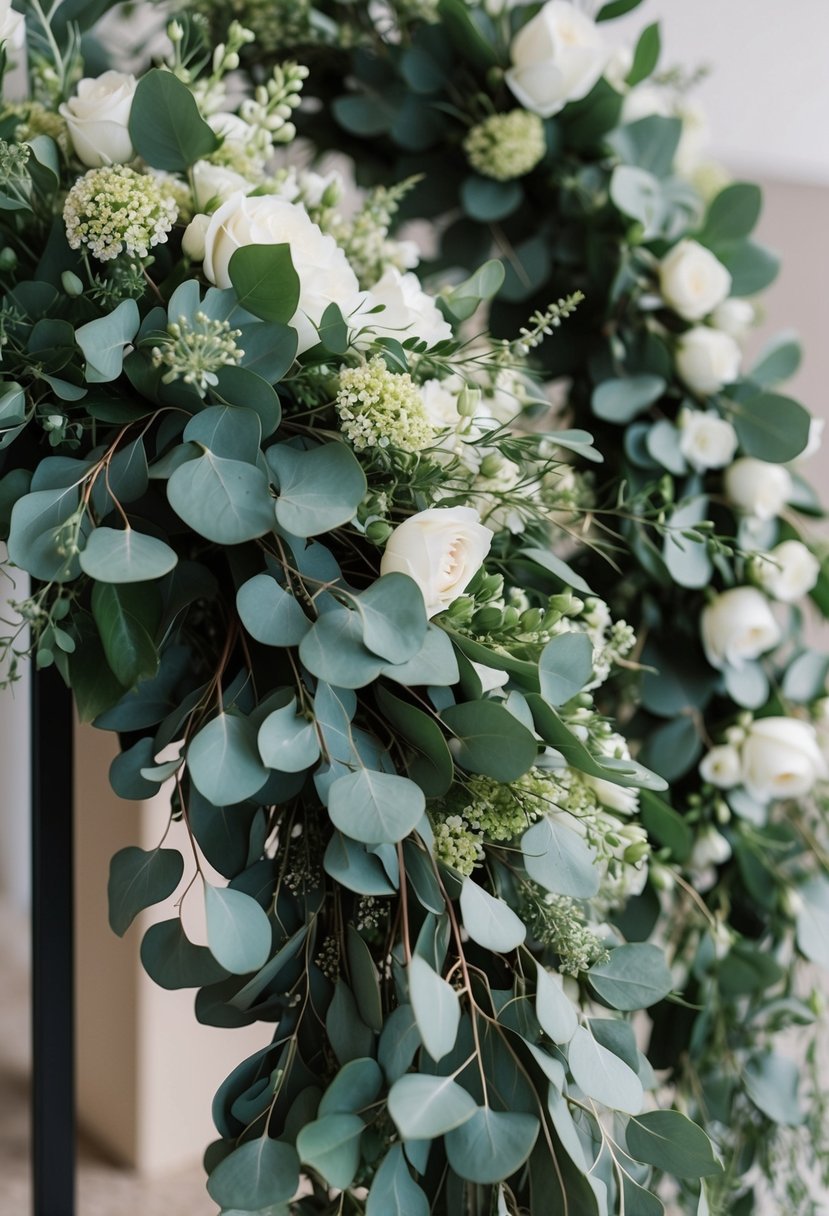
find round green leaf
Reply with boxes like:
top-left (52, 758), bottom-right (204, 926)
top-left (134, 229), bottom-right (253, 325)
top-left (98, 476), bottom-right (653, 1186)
top-left (445, 1107), bottom-right (540, 1185)
top-left (442, 701), bottom-right (537, 782)
top-left (522, 815), bottom-right (600, 899)
top-left (727, 391), bottom-right (810, 463)
top-left (206, 1137), bottom-right (300, 1209)
top-left (461, 176), bottom-right (523, 222)
top-left (459, 879), bottom-right (526, 953)
top-left (353, 573), bottom-right (427, 664)
top-left (296, 1113), bottom-right (364, 1190)
top-left (323, 832), bottom-right (398, 896)
top-left (268, 442), bottom-right (366, 538)
top-left (257, 698), bottom-right (321, 773)
top-left (188, 713), bottom-right (269, 806)
top-left (139, 917), bottom-right (227, 990)
top-left (539, 632), bottom-right (594, 707)
top-left (588, 944), bottom-right (673, 1011)
top-left (183, 404), bottom-right (262, 463)
top-left (107, 846), bottom-right (184, 937)
top-left (167, 450), bottom-right (274, 544)
top-left (387, 1074), bottom-right (477, 1139)
top-left (300, 604), bottom-right (386, 689)
top-left (319, 1058), bottom-right (383, 1117)
top-left (129, 69), bottom-right (219, 170)
top-left (236, 573), bottom-right (311, 647)
top-left (204, 883), bottom-right (272, 975)
top-left (327, 769), bottom-right (425, 845)
top-left (228, 244), bottom-right (301, 324)
top-left (625, 1110), bottom-right (723, 1177)
top-left (567, 1025), bottom-right (644, 1115)
top-left (592, 376), bottom-right (665, 423)
top-left (80, 527), bottom-right (177, 584)
top-left (535, 963), bottom-right (578, 1045)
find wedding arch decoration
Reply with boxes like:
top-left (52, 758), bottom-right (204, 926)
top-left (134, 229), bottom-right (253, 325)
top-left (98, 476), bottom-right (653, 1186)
top-left (1, 0), bottom-right (826, 1213)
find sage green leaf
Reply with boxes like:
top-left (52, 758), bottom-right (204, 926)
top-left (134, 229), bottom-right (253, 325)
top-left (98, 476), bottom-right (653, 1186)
top-left (228, 244), bottom-right (300, 324)
top-left (268, 442), bottom-right (366, 537)
top-left (353, 573), bottom-right (427, 664)
top-left (257, 698), bottom-right (320, 773)
top-left (236, 573), bottom-right (310, 647)
top-left (442, 260), bottom-right (505, 323)
top-left (229, 925), bottom-right (308, 1011)
top-left (699, 182), bottom-right (762, 244)
top-left (183, 405), bottom-right (262, 463)
top-left (300, 604), bottom-right (386, 689)
top-left (621, 1175), bottom-right (665, 1215)
top-left (795, 881), bottom-right (829, 968)
top-left (402, 840), bottom-right (444, 914)
top-left (744, 1053), bottom-right (803, 1126)
top-left (204, 883), bottom-right (272, 975)
top-left (522, 815), bottom-right (600, 899)
top-left (108, 846), bottom-right (184, 936)
top-left (346, 924), bottom-right (383, 1032)
top-left (376, 685), bottom-right (454, 797)
top-left (206, 1137), bottom-right (300, 1208)
top-left (539, 632), bottom-right (594, 707)
top-left (408, 954), bottom-right (460, 1063)
top-left (750, 332), bottom-right (802, 387)
top-left (546, 1089), bottom-right (587, 1170)
top-left (366, 1145), bottom-right (429, 1216)
top-left (445, 1108), bottom-right (539, 1185)
top-left (326, 981), bottom-right (374, 1065)
top-left (381, 624), bottom-right (460, 687)
top-left (459, 880), bottom-right (526, 952)
top-left (80, 527), bottom-right (177, 584)
top-left (378, 1005), bottom-right (421, 1084)
top-left (328, 769), bottom-right (425, 845)
top-left (129, 69), bottom-right (219, 170)
top-left (296, 1113), bottom-right (364, 1189)
top-left (626, 22), bottom-right (660, 86)
top-left (592, 376), bottom-right (665, 423)
top-left (588, 944), bottom-right (673, 1011)
top-left (568, 1025), bottom-right (644, 1115)
top-left (168, 450), bottom-right (274, 544)
top-left (520, 547), bottom-right (594, 595)
top-left (8, 484), bottom-right (82, 582)
top-left (726, 392), bottom-right (810, 462)
top-left (323, 832), bottom-right (398, 896)
top-left (91, 582), bottom-right (159, 688)
top-left (717, 238), bottom-right (779, 295)
top-left (625, 1110), bottom-right (723, 1177)
top-left (535, 963), bottom-right (578, 1044)
top-left (527, 695), bottom-right (667, 790)
top-left (387, 1074), bottom-right (477, 1139)
top-left (75, 300), bottom-right (140, 383)
top-left (663, 497), bottom-right (712, 589)
top-left (188, 713), bottom-right (269, 805)
top-left (213, 364), bottom-right (285, 435)
top-left (461, 175), bottom-right (523, 223)
top-left (319, 1058), bottom-right (383, 1117)
top-left (442, 701), bottom-right (537, 782)
top-left (139, 917), bottom-right (227, 989)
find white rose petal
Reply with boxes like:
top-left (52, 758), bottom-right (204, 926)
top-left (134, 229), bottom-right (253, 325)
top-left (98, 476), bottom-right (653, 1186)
top-left (725, 457), bottom-right (792, 521)
top-left (469, 661), bottom-right (510, 694)
top-left (505, 0), bottom-right (607, 119)
top-left (800, 418), bottom-right (824, 462)
top-left (359, 267), bottom-right (452, 349)
top-left (380, 506), bottom-right (492, 618)
top-left (197, 193), bottom-right (364, 353)
top-left (0, 0), bottom-right (24, 48)
top-left (711, 297), bottom-right (755, 342)
top-left (676, 327), bottom-right (741, 396)
top-left (699, 744), bottom-right (742, 789)
top-left (659, 239), bottom-right (732, 322)
top-left (700, 586), bottom-right (780, 670)
top-left (689, 825), bottom-right (733, 870)
top-left (674, 101), bottom-right (709, 179)
top-left (678, 409), bottom-right (739, 471)
top-left (741, 716), bottom-right (827, 803)
top-left (59, 70), bottom-right (137, 168)
top-left (182, 213), bottom-right (211, 262)
top-left (621, 83), bottom-right (672, 125)
top-left (191, 160), bottom-right (251, 211)
top-left (752, 540), bottom-right (820, 603)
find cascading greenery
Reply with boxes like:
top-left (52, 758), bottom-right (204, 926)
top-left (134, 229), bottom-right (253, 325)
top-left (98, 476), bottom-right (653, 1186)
top-left (0, 1), bottom-right (747, 1213)
top-left (202, 0), bottom-right (829, 1211)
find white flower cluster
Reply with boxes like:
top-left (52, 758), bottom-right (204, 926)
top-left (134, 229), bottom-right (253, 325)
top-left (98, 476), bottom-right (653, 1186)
top-left (151, 312), bottom-right (244, 395)
top-left (63, 164), bottom-right (178, 261)
top-left (335, 355), bottom-right (433, 454)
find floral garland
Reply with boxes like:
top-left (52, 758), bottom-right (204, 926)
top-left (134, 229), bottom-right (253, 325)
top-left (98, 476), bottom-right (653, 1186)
top-left (0, 1), bottom-right (739, 1213)
top-left (212, 0), bottom-right (829, 1211)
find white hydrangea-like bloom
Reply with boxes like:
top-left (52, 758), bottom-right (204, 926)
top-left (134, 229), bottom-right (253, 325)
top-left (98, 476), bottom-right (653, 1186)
top-left (335, 356), bottom-right (432, 453)
top-left (463, 109), bottom-right (546, 181)
top-left (63, 165), bottom-right (177, 261)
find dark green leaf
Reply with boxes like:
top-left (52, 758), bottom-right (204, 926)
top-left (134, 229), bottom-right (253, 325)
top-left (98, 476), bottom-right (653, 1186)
top-left (626, 1110), bottom-right (722, 1176)
top-left (128, 69), bottom-right (219, 170)
top-left (228, 245), bottom-right (301, 324)
top-left (108, 846), bottom-right (183, 936)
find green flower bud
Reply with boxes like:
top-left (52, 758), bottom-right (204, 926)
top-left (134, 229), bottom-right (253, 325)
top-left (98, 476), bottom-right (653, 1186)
top-left (0, 247), bottom-right (17, 271)
top-left (457, 385), bottom-right (481, 417)
top-left (61, 270), bottom-right (84, 297)
top-left (365, 519), bottom-right (393, 545)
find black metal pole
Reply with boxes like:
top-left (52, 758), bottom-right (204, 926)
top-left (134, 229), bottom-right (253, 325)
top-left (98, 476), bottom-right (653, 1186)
top-left (31, 665), bottom-right (76, 1216)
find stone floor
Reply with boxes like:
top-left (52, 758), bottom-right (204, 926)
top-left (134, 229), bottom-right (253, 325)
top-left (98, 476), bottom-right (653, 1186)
top-left (0, 902), bottom-right (212, 1216)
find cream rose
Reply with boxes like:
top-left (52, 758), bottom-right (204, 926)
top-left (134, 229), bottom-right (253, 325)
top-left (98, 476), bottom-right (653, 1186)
top-left (191, 161), bottom-right (250, 212)
top-left (725, 457), bottom-right (792, 520)
top-left (699, 744), bottom-right (742, 789)
top-left (678, 408), bottom-right (739, 471)
top-left (659, 239), bottom-right (731, 322)
top-left (505, 1), bottom-right (607, 119)
top-left (59, 71), bottom-right (137, 168)
top-left (689, 824), bottom-right (733, 870)
top-left (380, 507), bottom-right (492, 618)
top-left (0, 0), bottom-right (24, 48)
top-left (676, 327), bottom-right (741, 396)
top-left (711, 297), bottom-right (755, 342)
top-left (189, 194), bottom-right (364, 353)
top-left (741, 716), bottom-right (827, 803)
top-left (360, 268), bottom-right (453, 349)
top-left (701, 586), bottom-right (780, 670)
top-left (751, 540), bottom-right (820, 603)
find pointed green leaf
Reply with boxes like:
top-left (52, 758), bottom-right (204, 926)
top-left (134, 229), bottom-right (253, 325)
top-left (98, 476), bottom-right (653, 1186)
top-left (459, 880), bottom-right (525, 952)
top-left (328, 769), bottom-right (425, 845)
top-left (445, 1107), bottom-right (539, 1185)
top-left (408, 955), bottom-right (460, 1062)
top-left (80, 528), bottom-right (177, 584)
top-left (108, 846), bottom-right (183, 936)
top-left (387, 1073), bottom-right (477, 1139)
top-left (204, 883), bottom-right (272, 975)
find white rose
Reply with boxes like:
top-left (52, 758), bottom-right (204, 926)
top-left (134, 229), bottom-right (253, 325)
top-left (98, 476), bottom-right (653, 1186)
top-left (505, 0), bottom-right (607, 119)
top-left (421, 378), bottom-right (463, 433)
top-left (0, 0), bottom-right (24, 48)
top-left (380, 506), bottom-right (492, 618)
top-left (701, 586), bottom-right (780, 670)
top-left (678, 409), bottom-right (739, 471)
top-left (181, 213), bottom-right (210, 262)
top-left (59, 71), bottom-right (137, 168)
top-left (711, 297), bottom-right (755, 342)
top-left (621, 83), bottom-right (672, 125)
top-left (603, 45), bottom-right (632, 94)
top-left (725, 457), bottom-right (792, 521)
top-left (360, 268), bottom-right (452, 349)
top-left (659, 239), bottom-right (732, 322)
top-left (699, 744), bottom-right (742, 789)
top-left (741, 716), bottom-right (827, 803)
top-left (689, 824), bottom-right (733, 870)
top-left (193, 193), bottom-right (363, 353)
top-left (206, 111), bottom-right (252, 153)
top-left (752, 540), bottom-right (820, 603)
top-left (191, 161), bottom-right (250, 211)
top-left (676, 327), bottom-right (741, 396)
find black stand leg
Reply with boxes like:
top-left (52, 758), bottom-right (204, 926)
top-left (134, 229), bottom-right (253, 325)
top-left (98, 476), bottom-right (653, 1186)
top-left (31, 666), bottom-right (75, 1216)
